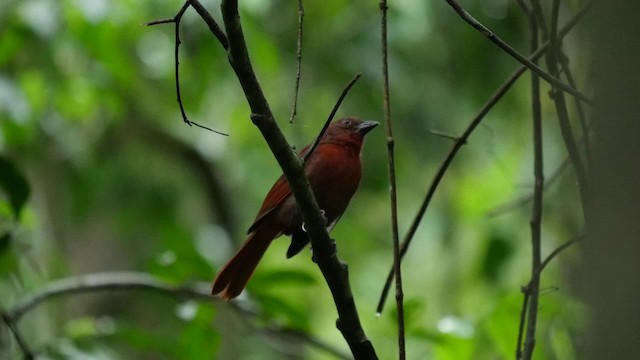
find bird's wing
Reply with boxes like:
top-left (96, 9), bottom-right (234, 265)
top-left (247, 145), bottom-right (313, 234)
top-left (247, 174), bottom-right (292, 233)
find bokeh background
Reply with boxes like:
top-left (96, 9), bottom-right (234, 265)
top-left (1, 0), bottom-right (590, 359)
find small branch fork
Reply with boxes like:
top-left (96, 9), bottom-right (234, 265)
top-left (149, 2), bottom-right (377, 358)
top-left (515, 236), bottom-right (581, 359)
top-left (376, 1), bottom-right (592, 314)
top-left (444, 0), bottom-right (593, 106)
top-left (0, 272), bottom-right (350, 360)
top-left (146, 1), bottom-right (228, 136)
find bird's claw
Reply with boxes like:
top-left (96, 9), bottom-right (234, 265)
top-left (301, 209), bottom-right (329, 233)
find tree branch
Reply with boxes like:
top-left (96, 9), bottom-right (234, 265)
top-left (379, 0), bottom-right (405, 359)
top-left (213, 1), bottom-right (377, 357)
top-left (543, 0), bottom-right (590, 210)
top-left (518, 1), bottom-right (544, 357)
top-left (376, 1), bottom-right (592, 313)
top-left (303, 73), bottom-right (362, 163)
top-left (444, 0), bottom-right (593, 106)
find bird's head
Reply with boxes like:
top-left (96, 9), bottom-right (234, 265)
top-left (322, 117), bottom-right (379, 149)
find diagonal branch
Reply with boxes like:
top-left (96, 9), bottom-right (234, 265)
top-left (218, 1), bottom-right (377, 358)
top-left (303, 73), bottom-right (362, 163)
top-left (444, 0), bottom-right (593, 106)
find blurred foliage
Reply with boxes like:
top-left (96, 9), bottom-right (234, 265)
top-left (0, 0), bottom-right (588, 359)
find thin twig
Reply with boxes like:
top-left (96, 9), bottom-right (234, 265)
top-left (544, 0), bottom-right (590, 209)
top-left (303, 73), bottom-right (362, 163)
top-left (512, 2), bottom-right (533, 356)
top-left (521, 1), bottom-right (544, 357)
top-left (379, 0), bottom-right (405, 359)
top-left (289, 0), bottom-right (305, 124)
top-left (444, 0), bottom-right (593, 106)
top-left (146, 1), bottom-right (228, 136)
top-left (376, 1), bottom-right (592, 314)
top-left (531, 236), bottom-right (581, 283)
top-left (557, 52), bottom-right (591, 170)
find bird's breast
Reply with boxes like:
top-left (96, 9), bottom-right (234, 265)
top-left (305, 144), bottom-right (362, 223)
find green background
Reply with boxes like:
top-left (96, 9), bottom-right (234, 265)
top-left (0, 0), bottom-right (587, 359)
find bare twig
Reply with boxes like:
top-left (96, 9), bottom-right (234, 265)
top-left (379, 0), bottom-right (405, 359)
top-left (544, 0), bottom-right (590, 209)
top-left (376, 2), bottom-right (592, 313)
top-left (557, 53), bottom-right (592, 169)
top-left (289, 0), bottom-right (305, 124)
top-left (303, 73), bottom-right (362, 163)
top-left (531, 236), bottom-right (581, 284)
top-left (444, 0), bottom-right (593, 106)
top-left (146, 1), bottom-right (228, 136)
top-left (519, 1), bottom-right (544, 357)
top-left (218, 1), bottom-right (377, 357)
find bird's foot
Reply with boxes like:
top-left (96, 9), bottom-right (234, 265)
top-left (301, 209), bottom-right (328, 233)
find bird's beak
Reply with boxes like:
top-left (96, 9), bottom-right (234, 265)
top-left (356, 120), bottom-right (379, 135)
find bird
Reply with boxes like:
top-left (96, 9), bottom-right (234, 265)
top-left (211, 117), bottom-right (378, 300)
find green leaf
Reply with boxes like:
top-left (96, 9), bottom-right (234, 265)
top-left (0, 232), bottom-right (11, 255)
top-left (481, 234), bottom-right (513, 282)
top-left (0, 155), bottom-right (30, 219)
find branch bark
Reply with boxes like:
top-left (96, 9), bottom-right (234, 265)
top-left (212, 1), bottom-right (377, 357)
top-left (379, 1), bottom-right (405, 359)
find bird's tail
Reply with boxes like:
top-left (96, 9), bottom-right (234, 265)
top-left (211, 222), bottom-right (280, 300)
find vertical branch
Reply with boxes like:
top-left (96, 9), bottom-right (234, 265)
top-left (522, 0), bottom-right (544, 358)
top-left (379, 1), bottom-right (405, 359)
top-left (542, 0), bottom-right (590, 209)
top-left (289, 0), bottom-right (305, 123)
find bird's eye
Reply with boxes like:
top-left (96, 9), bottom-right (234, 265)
top-left (342, 118), bottom-right (352, 127)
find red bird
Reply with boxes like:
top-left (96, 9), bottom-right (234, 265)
top-left (212, 117), bottom-right (378, 300)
